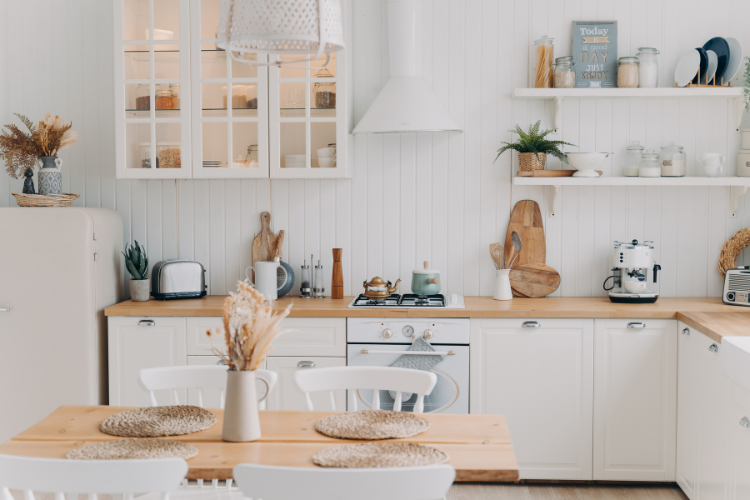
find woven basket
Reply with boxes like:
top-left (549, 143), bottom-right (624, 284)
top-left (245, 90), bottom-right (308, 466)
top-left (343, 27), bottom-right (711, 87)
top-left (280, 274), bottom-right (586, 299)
top-left (518, 152), bottom-right (546, 171)
top-left (12, 192), bottom-right (80, 207)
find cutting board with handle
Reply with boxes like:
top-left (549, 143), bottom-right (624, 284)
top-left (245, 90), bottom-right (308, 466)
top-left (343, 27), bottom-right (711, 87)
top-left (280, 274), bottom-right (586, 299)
top-left (509, 263), bottom-right (560, 297)
top-left (504, 200), bottom-right (546, 267)
top-left (251, 212), bottom-right (279, 281)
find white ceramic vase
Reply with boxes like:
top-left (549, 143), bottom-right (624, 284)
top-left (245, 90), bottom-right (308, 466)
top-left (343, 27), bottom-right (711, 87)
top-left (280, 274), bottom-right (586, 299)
top-left (493, 269), bottom-right (513, 301)
top-left (130, 279), bottom-right (150, 302)
top-left (222, 370), bottom-right (267, 442)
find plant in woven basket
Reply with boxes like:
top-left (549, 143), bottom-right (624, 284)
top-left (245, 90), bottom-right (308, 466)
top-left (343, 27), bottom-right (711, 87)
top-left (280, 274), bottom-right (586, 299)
top-left (123, 241), bottom-right (149, 280)
top-left (0, 113), bottom-right (78, 179)
top-left (207, 282), bottom-right (292, 371)
top-left (494, 120), bottom-right (575, 164)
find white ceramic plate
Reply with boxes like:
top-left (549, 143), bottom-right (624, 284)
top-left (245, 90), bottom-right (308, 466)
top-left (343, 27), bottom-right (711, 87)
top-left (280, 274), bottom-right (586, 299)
top-left (724, 37), bottom-right (744, 83)
top-left (703, 50), bottom-right (718, 84)
top-left (675, 49), bottom-right (700, 87)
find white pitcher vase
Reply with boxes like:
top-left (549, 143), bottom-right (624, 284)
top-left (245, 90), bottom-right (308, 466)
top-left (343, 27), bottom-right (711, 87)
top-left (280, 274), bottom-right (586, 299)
top-left (222, 370), bottom-right (269, 442)
top-left (493, 269), bottom-right (513, 301)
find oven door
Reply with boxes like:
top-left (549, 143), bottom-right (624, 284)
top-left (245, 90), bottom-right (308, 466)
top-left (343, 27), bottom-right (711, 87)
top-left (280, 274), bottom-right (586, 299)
top-left (346, 344), bottom-right (469, 414)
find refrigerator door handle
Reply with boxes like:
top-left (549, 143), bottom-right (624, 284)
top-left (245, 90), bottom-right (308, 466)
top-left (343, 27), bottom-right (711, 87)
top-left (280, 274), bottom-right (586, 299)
top-left (0, 308), bottom-right (9, 312)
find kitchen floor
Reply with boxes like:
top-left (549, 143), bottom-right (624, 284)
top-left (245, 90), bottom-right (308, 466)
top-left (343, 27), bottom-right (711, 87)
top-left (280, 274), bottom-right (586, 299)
top-left (447, 483), bottom-right (689, 500)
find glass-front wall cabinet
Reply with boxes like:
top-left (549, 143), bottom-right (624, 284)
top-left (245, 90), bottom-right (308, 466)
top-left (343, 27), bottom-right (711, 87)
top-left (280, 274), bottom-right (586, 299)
top-left (114, 0), bottom-right (350, 180)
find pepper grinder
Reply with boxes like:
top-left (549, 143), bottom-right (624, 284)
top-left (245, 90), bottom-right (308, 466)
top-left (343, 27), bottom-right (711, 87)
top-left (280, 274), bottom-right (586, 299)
top-left (313, 256), bottom-right (325, 298)
top-left (331, 248), bottom-right (343, 299)
top-left (299, 259), bottom-right (312, 298)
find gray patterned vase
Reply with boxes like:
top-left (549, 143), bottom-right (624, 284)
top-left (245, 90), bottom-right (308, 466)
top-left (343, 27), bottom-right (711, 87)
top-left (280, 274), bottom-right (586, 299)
top-left (38, 156), bottom-right (62, 196)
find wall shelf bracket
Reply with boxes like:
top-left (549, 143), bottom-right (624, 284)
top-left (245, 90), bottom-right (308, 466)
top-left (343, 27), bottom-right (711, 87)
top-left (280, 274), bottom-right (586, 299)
top-left (553, 97), bottom-right (562, 132)
top-left (730, 185), bottom-right (747, 218)
top-left (734, 97), bottom-right (745, 132)
top-left (549, 184), bottom-right (561, 218)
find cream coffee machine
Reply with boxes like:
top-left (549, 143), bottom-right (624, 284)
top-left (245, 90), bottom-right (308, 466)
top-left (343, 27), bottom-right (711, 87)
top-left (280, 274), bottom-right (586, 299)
top-left (604, 240), bottom-right (661, 303)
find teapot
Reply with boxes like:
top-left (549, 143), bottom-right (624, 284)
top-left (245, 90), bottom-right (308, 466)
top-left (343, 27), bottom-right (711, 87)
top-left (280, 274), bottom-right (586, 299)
top-left (362, 277), bottom-right (401, 299)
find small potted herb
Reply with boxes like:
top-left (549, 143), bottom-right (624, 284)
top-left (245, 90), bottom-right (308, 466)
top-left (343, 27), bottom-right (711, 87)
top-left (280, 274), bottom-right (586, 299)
top-left (494, 120), bottom-right (575, 172)
top-left (123, 241), bottom-right (150, 302)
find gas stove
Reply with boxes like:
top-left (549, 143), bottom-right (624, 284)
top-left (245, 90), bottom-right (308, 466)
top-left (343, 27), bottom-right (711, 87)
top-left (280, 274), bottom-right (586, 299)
top-left (348, 293), bottom-right (465, 309)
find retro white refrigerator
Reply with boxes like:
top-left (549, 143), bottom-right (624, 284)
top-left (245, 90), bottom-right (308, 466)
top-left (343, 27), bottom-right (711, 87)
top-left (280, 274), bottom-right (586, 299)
top-left (0, 208), bottom-right (123, 443)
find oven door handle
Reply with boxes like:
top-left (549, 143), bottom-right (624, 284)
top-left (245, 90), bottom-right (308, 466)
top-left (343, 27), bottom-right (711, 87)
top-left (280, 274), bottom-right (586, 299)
top-left (360, 349), bottom-right (455, 356)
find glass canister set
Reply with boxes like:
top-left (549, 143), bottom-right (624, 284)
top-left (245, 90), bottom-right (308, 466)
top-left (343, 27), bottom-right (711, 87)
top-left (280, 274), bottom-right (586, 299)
top-left (623, 141), bottom-right (686, 177)
top-left (534, 36), bottom-right (660, 89)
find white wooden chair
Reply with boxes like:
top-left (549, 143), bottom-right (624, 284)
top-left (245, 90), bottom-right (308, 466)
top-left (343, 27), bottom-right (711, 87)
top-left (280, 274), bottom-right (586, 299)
top-left (139, 365), bottom-right (277, 410)
top-left (0, 454), bottom-right (187, 500)
top-left (233, 464), bottom-right (455, 500)
top-left (293, 366), bottom-right (437, 412)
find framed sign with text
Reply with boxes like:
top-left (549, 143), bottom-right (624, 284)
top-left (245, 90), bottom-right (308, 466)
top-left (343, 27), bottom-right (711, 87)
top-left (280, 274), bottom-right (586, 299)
top-left (572, 21), bottom-right (617, 88)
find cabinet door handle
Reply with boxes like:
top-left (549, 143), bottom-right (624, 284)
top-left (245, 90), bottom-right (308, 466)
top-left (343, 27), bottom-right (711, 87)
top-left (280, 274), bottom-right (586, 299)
top-left (522, 321), bottom-right (540, 328)
top-left (740, 417), bottom-right (750, 428)
top-left (0, 308), bottom-right (9, 312)
top-left (138, 319), bottom-right (155, 326)
top-left (297, 361), bottom-right (316, 368)
top-left (708, 343), bottom-right (719, 353)
top-left (627, 322), bottom-right (646, 329)
top-left (682, 328), bottom-right (690, 335)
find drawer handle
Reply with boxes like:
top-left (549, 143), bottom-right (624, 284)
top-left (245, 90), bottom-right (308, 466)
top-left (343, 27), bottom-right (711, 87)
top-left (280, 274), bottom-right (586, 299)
top-left (522, 321), bottom-right (540, 328)
top-left (627, 322), bottom-right (646, 329)
top-left (138, 319), bottom-right (155, 326)
top-left (682, 328), bottom-right (690, 336)
top-left (740, 417), bottom-right (750, 428)
top-left (297, 361), bottom-right (316, 368)
top-left (709, 343), bottom-right (719, 353)
top-left (0, 307), bottom-right (9, 312)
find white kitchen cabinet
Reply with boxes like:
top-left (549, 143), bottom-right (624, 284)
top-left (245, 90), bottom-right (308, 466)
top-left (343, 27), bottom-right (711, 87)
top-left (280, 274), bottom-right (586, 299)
top-left (108, 317), bottom-right (187, 406)
top-left (676, 322), bottom-right (699, 498)
top-left (264, 356), bottom-right (346, 411)
top-left (726, 385), bottom-right (750, 500)
top-left (593, 319), bottom-right (677, 481)
top-left (470, 318), bottom-right (594, 480)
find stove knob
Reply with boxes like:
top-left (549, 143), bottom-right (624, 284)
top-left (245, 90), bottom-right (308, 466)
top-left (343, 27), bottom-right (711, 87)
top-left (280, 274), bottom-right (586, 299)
top-left (423, 329), bottom-right (434, 340)
top-left (382, 328), bottom-right (393, 339)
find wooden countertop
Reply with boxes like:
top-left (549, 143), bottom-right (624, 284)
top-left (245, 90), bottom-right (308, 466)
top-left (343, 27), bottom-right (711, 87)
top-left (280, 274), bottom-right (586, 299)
top-left (677, 311), bottom-right (750, 344)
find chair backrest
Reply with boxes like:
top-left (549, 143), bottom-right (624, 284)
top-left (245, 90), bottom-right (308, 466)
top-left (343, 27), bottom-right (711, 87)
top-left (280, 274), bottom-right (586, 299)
top-left (234, 464), bottom-right (454, 500)
top-left (0, 455), bottom-right (187, 498)
top-left (139, 365), bottom-right (277, 409)
top-left (293, 366), bottom-right (437, 412)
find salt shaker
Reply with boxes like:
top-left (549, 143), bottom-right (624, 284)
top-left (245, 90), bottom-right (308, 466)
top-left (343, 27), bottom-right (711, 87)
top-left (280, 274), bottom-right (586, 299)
top-left (313, 258), bottom-right (325, 298)
top-left (300, 259), bottom-right (312, 298)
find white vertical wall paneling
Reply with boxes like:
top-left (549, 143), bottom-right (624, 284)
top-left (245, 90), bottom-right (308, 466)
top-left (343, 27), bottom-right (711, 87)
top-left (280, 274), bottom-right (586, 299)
top-left (415, 132), bottom-right (432, 271)
top-left (0, 0), bottom-right (8, 208)
top-left (366, 135), bottom-right (383, 278)
top-left (659, 186), bottom-right (677, 297)
top-left (399, 134), bottom-right (416, 293)
top-left (382, 133), bottom-right (401, 287)
top-left (320, 179), bottom-right (336, 293)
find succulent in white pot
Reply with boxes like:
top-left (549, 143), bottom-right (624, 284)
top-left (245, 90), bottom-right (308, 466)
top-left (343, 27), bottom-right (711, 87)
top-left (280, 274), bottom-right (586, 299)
top-left (123, 241), bottom-right (150, 302)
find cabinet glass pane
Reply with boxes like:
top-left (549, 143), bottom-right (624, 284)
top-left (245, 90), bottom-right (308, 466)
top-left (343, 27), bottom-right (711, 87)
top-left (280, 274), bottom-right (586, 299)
top-left (280, 122), bottom-right (306, 169)
top-left (311, 122), bottom-right (337, 168)
top-left (124, 46), bottom-right (150, 79)
top-left (203, 122), bottom-right (228, 167)
top-left (123, 0), bottom-right (149, 40)
top-left (125, 123), bottom-right (153, 169)
top-left (153, 0), bottom-right (180, 40)
top-left (311, 52), bottom-right (337, 77)
top-left (202, 83), bottom-right (227, 117)
top-left (201, 49), bottom-right (226, 79)
top-left (154, 47), bottom-right (180, 80)
top-left (230, 122), bottom-right (259, 169)
top-left (201, 0), bottom-right (221, 40)
top-left (155, 123), bottom-right (183, 170)
top-left (280, 82), bottom-right (306, 117)
top-left (231, 53), bottom-right (258, 79)
top-left (125, 83), bottom-right (151, 116)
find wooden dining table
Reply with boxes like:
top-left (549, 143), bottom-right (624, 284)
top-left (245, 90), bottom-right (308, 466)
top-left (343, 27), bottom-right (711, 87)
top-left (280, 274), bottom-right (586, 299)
top-left (0, 406), bottom-right (519, 482)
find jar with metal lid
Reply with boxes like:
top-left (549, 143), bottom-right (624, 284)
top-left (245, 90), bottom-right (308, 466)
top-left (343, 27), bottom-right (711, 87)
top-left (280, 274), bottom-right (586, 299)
top-left (660, 142), bottom-right (686, 177)
top-left (312, 68), bottom-right (336, 108)
top-left (155, 89), bottom-right (175, 109)
top-left (533, 35), bottom-right (554, 88)
top-left (636, 48), bottom-right (659, 88)
top-left (135, 84), bottom-right (150, 110)
top-left (639, 149), bottom-right (661, 177)
top-left (553, 56), bottom-right (575, 88)
top-left (169, 83), bottom-right (180, 109)
top-left (623, 140), bottom-right (644, 177)
top-left (617, 56), bottom-right (639, 88)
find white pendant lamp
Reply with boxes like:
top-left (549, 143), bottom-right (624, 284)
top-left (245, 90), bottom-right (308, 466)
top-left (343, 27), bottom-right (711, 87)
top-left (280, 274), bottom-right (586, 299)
top-left (352, 0), bottom-right (461, 134)
top-left (216, 0), bottom-right (345, 68)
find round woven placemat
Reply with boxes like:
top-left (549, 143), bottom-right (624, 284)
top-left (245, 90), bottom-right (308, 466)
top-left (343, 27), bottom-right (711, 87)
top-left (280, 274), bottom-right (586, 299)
top-left (99, 406), bottom-right (217, 437)
top-left (66, 438), bottom-right (198, 460)
top-left (313, 442), bottom-right (448, 468)
top-left (315, 410), bottom-right (430, 440)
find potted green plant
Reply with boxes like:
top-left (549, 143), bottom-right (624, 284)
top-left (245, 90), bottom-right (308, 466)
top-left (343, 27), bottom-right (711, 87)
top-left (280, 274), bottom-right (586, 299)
top-left (494, 120), bottom-right (575, 172)
top-left (123, 241), bottom-right (150, 302)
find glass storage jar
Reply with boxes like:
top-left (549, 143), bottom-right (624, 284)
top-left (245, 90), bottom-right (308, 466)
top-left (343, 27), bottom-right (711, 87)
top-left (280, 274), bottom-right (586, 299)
top-left (155, 89), bottom-right (175, 109)
top-left (156, 143), bottom-right (181, 169)
top-left (169, 83), bottom-right (180, 109)
top-left (623, 140), bottom-right (644, 177)
top-left (139, 142), bottom-right (154, 168)
top-left (553, 56), bottom-right (575, 88)
top-left (617, 56), bottom-right (639, 88)
top-left (246, 84), bottom-right (258, 109)
top-left (135, 84), bottom-right (150, 110)
top-left (660, 142), bottom-right (686, 177)
top-left (533, 35), bottom-right (554, 88)
top-left (312, 68), bottom-right (336, 108)
top-left (636, 47), bottom-right (659, 88)
top-left (639, 149), bottom-right (661, 177)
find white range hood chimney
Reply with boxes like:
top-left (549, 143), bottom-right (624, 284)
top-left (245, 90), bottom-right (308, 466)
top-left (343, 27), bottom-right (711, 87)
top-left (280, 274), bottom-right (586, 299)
top-left (352, 0), bottom-right (461, 134)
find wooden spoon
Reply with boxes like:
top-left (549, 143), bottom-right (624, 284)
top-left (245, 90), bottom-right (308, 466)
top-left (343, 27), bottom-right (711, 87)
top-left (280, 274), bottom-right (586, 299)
top-left (489, 243), bottom-right (504, 270)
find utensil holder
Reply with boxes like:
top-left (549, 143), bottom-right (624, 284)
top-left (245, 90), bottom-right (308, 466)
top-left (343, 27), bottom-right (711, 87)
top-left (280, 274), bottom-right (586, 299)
top-left (493, 269), bottom-right (513, 301)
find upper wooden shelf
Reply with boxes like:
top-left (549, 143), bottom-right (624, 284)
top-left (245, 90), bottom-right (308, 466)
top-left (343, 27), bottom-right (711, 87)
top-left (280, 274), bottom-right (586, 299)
top-left (512, 87), bottom-right (744, 99)
top-left (513, 176), bottom-right (750, 186)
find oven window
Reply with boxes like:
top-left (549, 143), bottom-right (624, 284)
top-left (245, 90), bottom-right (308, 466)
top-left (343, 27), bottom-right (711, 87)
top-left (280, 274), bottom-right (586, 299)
top-left (355, 368), bottom-right (459, 413)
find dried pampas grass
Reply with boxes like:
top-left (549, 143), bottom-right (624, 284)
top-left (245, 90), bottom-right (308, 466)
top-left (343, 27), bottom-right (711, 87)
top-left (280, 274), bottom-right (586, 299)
top-left (0, 113), bottom-right (78, 179)
top-left (206, 282), bottom-right (292, 371)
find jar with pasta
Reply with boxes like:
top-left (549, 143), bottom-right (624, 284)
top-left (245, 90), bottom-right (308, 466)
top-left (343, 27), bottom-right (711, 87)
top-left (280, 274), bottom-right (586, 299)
top-left (553, 56), bottom-right (575, 88)
top-left (617, 56), bottom-right (639, 88)
top-left (533, 35), bottom-right (554, 88)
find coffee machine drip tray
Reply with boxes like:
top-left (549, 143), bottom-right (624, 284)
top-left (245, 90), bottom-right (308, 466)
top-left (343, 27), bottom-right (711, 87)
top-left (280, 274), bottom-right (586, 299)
top-left (608, 292), bottom-right (659, 304)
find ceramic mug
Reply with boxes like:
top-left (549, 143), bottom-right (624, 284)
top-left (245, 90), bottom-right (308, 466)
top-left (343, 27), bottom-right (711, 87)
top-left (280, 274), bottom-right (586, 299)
top-left (704, 164), bottom-right (724, 177)
top-left (696, 152), bottom-right (725, 166)
top-left (246, 261), bottom-right (280, 301)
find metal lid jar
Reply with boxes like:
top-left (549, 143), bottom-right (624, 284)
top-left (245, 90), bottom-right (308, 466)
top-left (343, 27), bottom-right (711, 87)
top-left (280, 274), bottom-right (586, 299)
top-left (617, 56), bottom-right (639, 88)
top-left (636, 47), bottom-right (659, 88)
top-left (553, 56), bottom-right (575, 88)
top-left (312, 68), bottom-right (336, 108)
top-left (639, 149), bottom-right (661, 177)
top-left (623, 140), bottom-right (644, 177)
top-left (660, 142), bottom-right (686, 177)
top-left (533, 35), bottom-right (554, 88)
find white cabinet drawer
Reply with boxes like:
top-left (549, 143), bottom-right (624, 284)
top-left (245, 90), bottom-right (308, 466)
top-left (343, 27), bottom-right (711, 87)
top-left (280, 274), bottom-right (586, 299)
top-left (187, 317), bottom-right (346, 357)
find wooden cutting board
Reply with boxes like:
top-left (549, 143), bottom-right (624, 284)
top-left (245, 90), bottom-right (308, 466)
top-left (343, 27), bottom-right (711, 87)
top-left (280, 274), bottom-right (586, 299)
top-left (504, 200), bottom-right (546, 267)
top-left (251, 212), bottom-right (279, 281)
top-left (509, 263), bottom-right (560, 297)
top-left (517, 170), bottom-right (603, 177)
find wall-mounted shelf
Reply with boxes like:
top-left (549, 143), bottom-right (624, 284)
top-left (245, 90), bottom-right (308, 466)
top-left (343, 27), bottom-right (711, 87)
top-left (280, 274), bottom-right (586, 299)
top-left (512, 87), bottom-right (746, 132)
top-left (513, 175), bottom-right (750, 218)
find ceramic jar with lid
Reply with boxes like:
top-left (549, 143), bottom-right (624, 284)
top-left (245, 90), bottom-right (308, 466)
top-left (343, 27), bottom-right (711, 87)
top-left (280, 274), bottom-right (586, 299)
top-left (617, 56), bottom-right (639, 88)
top-left (533, 35), bottom-right (554, 88)
top-left (639, 149), bottom-right (661, 177)
top-left (636, 47), bottom-right (659, 88)
top-left (553, 56), bottom-right (575, 88)
top-left (623, 140), bottom-right (644, 177)
top-left (660, 142), bottom-right (686, 177)
top-left (312, 68), bottom-right (336, 108)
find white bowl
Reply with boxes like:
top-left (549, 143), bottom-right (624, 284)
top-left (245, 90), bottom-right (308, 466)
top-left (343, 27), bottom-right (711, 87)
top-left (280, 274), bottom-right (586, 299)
top-left (285, 154), bottom-right (306, 160)
top-left (624, 281), bottom-right (647, 293)
top-left (565, 152), bottom-right (612, 177)
top-left (318, 158), bottom-right (335, 168)
top-left (317, 147), bottom-right (335, 158)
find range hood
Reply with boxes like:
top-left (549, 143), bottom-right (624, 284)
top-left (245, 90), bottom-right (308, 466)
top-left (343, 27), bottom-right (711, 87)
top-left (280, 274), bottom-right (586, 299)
top-left (352, 0), bottom-right (461, 134)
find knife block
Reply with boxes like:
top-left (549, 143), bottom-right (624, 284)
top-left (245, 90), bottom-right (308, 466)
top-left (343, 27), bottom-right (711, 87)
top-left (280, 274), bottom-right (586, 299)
top-left (332, 248), bottom-right (344, 299)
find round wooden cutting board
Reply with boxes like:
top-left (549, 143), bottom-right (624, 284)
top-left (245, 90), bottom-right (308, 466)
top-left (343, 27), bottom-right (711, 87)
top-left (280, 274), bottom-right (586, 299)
top-left (509, 263), bottom-right (560, 298)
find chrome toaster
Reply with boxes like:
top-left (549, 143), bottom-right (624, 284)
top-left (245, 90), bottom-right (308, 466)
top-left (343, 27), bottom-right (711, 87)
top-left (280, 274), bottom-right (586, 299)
top-left (151, 260), bottom-right (207, 301)
top-left (722, 267), bottom-right (750, 306)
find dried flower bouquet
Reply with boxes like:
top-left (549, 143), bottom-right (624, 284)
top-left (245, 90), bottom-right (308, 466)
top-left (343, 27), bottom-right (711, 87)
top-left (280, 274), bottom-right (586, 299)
top-left (0, 113), bottom-right (78, 179)
top-left (207, 282), bottom-right (292, 371)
